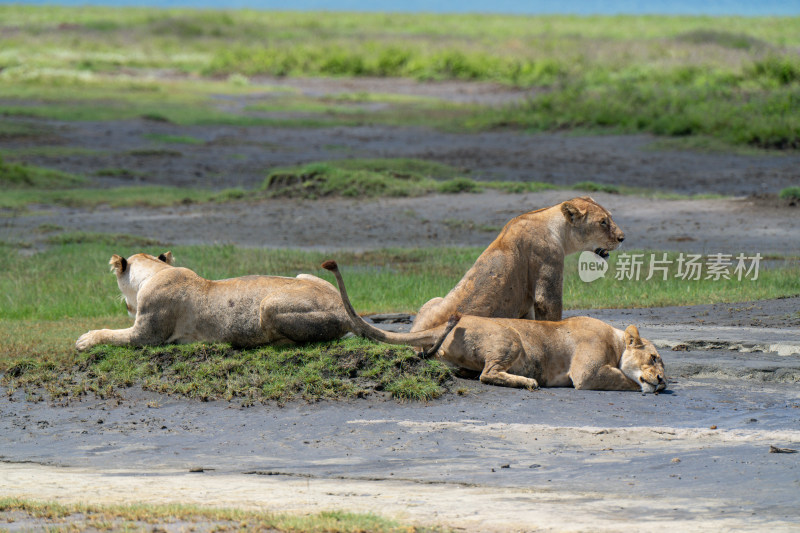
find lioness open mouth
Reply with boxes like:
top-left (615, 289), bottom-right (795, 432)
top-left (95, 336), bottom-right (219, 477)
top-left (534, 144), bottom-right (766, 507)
top-left (594, 248), bottom-right (609, 259)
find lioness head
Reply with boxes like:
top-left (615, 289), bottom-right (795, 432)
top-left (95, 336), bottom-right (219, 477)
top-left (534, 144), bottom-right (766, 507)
top-left (620, 325), bottom-right (667, 394)
top-left (561, 197), bottom-right (624, 258)
top-left (109, 251), bottom-right (174, 318)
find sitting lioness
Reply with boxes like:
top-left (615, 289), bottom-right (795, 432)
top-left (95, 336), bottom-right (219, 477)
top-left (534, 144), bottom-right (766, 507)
top-left (76, 252), bottom-right (352, 350)
top-left (411, 196), bottom-right (625, 332)
top-left (323, 261), bottom-right (666, 393)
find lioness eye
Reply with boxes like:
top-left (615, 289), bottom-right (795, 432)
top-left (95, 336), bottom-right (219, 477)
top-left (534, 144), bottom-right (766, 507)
top-left (600, 219), bottom-right (608, 227)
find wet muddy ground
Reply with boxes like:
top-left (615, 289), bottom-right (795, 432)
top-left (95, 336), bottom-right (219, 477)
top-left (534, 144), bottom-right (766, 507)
top-left (2, 299), bottom-right (799, 531)
top-left (2, 77), bottom-right (799, 531)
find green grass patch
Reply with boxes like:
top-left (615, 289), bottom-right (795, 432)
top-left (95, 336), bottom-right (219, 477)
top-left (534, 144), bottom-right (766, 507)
top-left (262, 159), bottom-right (474, 198)
top-left (0, 185), bottom-right (245, 209)
top-left (262, 158), bottom-right (560, 198)
top-left (571, 181), bottom-right (621, 194)
top-left (4, 337), bottom-right (451, 404)
top-left (0, 155), bottom-right (86, 188)
top-left (0, 497), bottom-right (434, 533)
top-left (779, 186), bottom-right (800, 201)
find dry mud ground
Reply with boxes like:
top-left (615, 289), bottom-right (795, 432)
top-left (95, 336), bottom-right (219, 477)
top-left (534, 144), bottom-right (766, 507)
top-left (2, 77), bottom-right (800, 531)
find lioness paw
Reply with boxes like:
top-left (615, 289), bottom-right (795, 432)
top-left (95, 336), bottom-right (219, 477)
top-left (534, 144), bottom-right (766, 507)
top-left (526, 379), bottom-right (540, 391)
top-left (75, 331), bottom-right (100, 351)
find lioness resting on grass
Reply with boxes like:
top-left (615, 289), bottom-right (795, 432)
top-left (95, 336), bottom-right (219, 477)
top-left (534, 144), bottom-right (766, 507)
top-left (75, 252), bottom-right (352, 350)
top-left (323, 261), bottom-right (666, 393)
top-left (411, 196), bottom-right (625, 332)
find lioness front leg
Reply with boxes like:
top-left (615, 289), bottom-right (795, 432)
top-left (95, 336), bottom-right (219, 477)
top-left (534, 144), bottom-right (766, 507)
top-left (76, 327), bottom-right (142, 351)
top-left (532, 272), bottom-right (563, 321)
top-left (76, 313), bottom-right (174, 351)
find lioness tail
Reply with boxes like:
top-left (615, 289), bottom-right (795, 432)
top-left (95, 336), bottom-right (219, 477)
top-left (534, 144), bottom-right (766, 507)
top-left (322, 260), bottom-right (458, 351)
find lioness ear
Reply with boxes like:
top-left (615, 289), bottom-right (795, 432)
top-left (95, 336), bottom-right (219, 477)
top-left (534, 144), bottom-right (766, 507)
top-left (561, 201), bottom-right (585, 224)
top-left (158, 251), bottom-right (174, 265)
top-left (624, 325), bottom-right (644, 348)
top-left (109, 254), bottom-right (127, 275)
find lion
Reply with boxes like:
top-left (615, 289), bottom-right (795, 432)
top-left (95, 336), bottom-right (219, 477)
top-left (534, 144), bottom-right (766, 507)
top-left (411, 196), bottom-right (625, 332)
top-left (75, 252), bottom-right (352, 350)
top-left (323, 260), bottom-right (666, 393)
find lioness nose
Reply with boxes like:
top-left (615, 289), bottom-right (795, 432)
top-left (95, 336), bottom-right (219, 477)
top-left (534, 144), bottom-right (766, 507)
top-left (617, 235), bottom-right (625, 243)
top-left (657, 375), bottom-right (664, 383)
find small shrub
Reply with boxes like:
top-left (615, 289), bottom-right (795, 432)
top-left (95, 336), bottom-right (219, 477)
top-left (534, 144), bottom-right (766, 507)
top-left (779, 187), bottom-right (800, 201)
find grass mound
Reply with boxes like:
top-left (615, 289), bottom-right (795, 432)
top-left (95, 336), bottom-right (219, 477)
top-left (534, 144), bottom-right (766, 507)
top-left (4, 337), bottom-right (453, 405)
top-left (262, 158), bottom-right (478, 198)
top-left (0, 155), bottom-right (85, 188)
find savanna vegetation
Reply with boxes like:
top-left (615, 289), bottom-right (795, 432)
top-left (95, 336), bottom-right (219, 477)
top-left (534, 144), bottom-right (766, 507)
top-left (0, 6), bottom-right (799, 149)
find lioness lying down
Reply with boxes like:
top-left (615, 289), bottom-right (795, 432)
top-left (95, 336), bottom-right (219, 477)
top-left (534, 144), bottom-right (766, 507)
top-left (76, 252), bottom-right (352, 350)
top-left (411, 196), bottom-right (625, 332)
top-left (323, 261), bottom-right (666, 393)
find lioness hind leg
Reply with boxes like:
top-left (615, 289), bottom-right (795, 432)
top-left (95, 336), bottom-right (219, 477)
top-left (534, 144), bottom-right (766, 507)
top-left (410, 297), bottom-right (445, 332)
top-left (478, 333), bottom-right (538, 390)
top-left (260, 293), bottom-right (350, 344)
top-left (480, 368), bottom-right (539, 390)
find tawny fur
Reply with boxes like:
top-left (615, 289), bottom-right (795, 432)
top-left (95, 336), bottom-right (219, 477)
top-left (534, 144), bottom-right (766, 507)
top-left (76, 252), bottom-right (352, 350)
top-left (323, 261), bottom-right (666, 393)
top-left (411, 197), bottom-right (625, 332)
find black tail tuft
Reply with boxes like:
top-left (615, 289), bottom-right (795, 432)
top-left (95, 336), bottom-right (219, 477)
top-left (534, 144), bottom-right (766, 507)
top-left (321, 260), bottom-right (338, 271)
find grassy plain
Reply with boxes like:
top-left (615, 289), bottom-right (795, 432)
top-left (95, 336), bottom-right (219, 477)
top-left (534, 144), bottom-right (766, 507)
top-left (0, 7), bottom-right (799, 148)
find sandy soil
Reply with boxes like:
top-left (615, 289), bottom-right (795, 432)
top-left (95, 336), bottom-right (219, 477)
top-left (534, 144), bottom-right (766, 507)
top-left (2, 77), bottom-right (800, 531)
